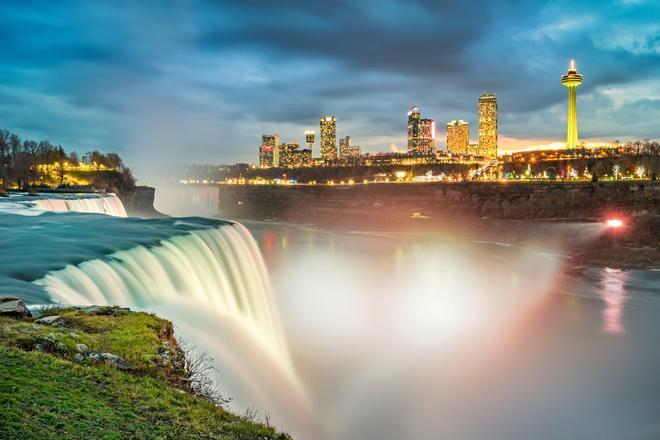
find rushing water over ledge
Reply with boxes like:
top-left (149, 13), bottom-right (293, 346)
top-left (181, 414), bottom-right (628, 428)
top-left (34, 223), bottom-right (291, 374)
top-left (0, 192), bottom-right (127, 217)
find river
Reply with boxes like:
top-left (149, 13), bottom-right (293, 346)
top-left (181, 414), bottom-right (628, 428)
top-left (154, 184), bottom-right (660, 439)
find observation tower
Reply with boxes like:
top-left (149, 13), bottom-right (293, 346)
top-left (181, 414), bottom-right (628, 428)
top-left (561, 59), bottom-right (583, 150)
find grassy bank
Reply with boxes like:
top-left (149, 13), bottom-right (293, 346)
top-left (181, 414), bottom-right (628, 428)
top-left (0, 307), bottom-right (290, 439)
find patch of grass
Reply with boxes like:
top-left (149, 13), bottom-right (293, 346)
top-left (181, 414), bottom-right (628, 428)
top-left (36, 304), bottom-right (70, 318)
top-left (0, 310), bottom-right (172, 379)
top-left (0, 347), bottom-right (289, 439)
top-left (0, 309), bottom-right (291, 439)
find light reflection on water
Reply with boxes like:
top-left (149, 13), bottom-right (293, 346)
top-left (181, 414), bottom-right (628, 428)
top-left (243, 221), bottom-right (660, 439)
top-left (600, 268), bottom-right (628, 335)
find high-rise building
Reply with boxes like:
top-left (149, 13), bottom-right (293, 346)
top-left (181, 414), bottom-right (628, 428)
top-left (562, 59), bottom-right (583, 150)
top-left (278, 142), bottom-right (300, 168)
top-left (339, 135), bottom-right (361, 162)
top-left (339, 136), bottom-right (351, 158)
top-left (259, 145), bottom-right (273, 168)
top-left (259, 134), bottom-right (280, 167)
top-left (305, 130), bottom-right (315, 152)
top-left (320, 116), bottom-right (337, 162)
top-left (299, 148), bottom-right (312, 166)
top-left (446, 120), bottom-right (469, 155)
top-left (407, 106), bottom-right (435, 154)
top-left (419, 119), bottom-right (435, 153)
top-left (478, 92), bottom-right (498, 158)
top-left (407, 106), bottom-right (421, 152)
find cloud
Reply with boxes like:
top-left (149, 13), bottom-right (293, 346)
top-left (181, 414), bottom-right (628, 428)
top-left (0, 0), bottom-right (658, 179)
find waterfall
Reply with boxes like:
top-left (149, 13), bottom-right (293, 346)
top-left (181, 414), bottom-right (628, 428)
top-left (33, 222), bottom-right (291, 372)
top-left (31, 194), bottom-right (127, 217)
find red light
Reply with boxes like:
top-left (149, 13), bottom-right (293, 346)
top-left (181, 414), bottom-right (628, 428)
top-left (606, 219), bottom-right (623, 228)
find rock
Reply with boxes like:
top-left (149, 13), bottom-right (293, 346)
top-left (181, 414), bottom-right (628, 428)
top-left (0, 295), bottom-right (32, 318)
top-left (99, 352), bottom-right (133, 371)
top-left (34, 315), bottom-right (65, 326)
top-left (33, 336), bottom-right (66, 354)
top-left (76, 343), bottom-right (88, 353)
top-left (69, 332), bottom-right (80, 339)
top-left (74, 353), bottom-right (84, 363)
top-left (88, 353), bottom-right (100, 363)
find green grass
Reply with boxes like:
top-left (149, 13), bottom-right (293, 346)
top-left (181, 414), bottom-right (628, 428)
top-left (0, 308), bottom-right (175, 379)
top-left (0, 309), bottom-right (291, 439)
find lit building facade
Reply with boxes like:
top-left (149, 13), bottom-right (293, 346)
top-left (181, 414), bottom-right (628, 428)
top-left (339, 136), bottom-right (351, 158)
top-left (407, 106), bottom-right (435, 154)
top-left (346, 145), bottom-right (361, 159)
top-left (278, 142), bottom-right (300, 168)
top-left (299, 148), bottom-right (312, 166)
top-left (320, 116), bottom-right (337, 162)
top-left (305, 130), bottom-right (315, 152)
top-left (562, 60), bottom-right (583, 150)
top-left (478, 92), bottom-right (498, 158)
top-left (259, 134), bottom-right (280, 167)
top-left (446, 120), bottom-right (469, 155)
top-left (339, 136), bottom-right (361, 162)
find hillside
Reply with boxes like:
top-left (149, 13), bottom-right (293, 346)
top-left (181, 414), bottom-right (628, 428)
top-left (0, 302), bottom-right (290, 439)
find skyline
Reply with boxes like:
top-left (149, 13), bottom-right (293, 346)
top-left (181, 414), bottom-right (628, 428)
top-left (0, 0), bottom-right (659, 180)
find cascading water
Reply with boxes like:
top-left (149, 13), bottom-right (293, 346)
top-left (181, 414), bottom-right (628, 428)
top-left (34, 222), bottom-right (291, 373)
top-left (33, 220), bottom-right (317, 435)
top-left (31, 193), bottom-right (127, 217)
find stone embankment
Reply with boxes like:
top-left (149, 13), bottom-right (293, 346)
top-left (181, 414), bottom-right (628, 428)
top-left (217, 180), bottom-right (660, 268)
top-left (120, 186), bottom-right (162, 217)
top-left (218, 180), bottom-right (659, 223)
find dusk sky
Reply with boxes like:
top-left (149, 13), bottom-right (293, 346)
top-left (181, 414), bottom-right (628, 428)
top-left (1, 0), bottom-right (659, 179)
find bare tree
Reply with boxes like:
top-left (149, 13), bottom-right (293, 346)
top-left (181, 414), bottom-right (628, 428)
top-left (180, 340), bottom-right (231, 407)
top-left (0, 129), bottom-right (9, 188)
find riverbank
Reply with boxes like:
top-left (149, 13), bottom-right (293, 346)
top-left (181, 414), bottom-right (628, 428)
top-left (214, 181), bottom-right (660, 269)
top-left (0, 301), bottom-right (290, 439)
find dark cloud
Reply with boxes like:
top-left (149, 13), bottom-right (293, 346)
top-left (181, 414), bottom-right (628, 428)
top-left (0, 0), bottom-right (658, 180)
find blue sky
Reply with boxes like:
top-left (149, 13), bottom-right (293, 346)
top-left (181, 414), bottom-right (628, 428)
top-left (0, 0), bottom-right (659, 178)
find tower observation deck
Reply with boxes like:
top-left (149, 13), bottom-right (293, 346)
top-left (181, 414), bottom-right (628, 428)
top-left (561, 60), bottom-right (583, 150)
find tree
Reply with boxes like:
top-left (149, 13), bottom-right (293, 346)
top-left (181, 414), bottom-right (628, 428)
top-left (0, 129), bottom-right (9, 188)
top-left (55, 146), bottom-right (67, 186)
top-left (105, 153), bottom-right (123, 171)
top-left (69, 150), bottom-right (80, 167)
top-left (90, 150), bottom-right (105, 170)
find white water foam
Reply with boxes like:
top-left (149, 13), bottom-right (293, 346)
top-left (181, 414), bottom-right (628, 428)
top-left (31, 193), bottom-right (127, 217)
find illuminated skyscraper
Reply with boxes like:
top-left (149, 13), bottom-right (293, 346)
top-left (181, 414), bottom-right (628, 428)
top-left (299, 148), bottom-right (312, 166)
top-left (446, 120), bottom-right (469, 155)
top-left (320, 116), bottom-right (337, 162)
top-left (407, 106), bottom-right (435, 154)
top-left (561, 59), bottom-right (583, 150)
top-left (278, 142), bottom-right (300, 168)
top-left (478, 92), bottom-right (498, 158)
top-left (419, 119), bottom-right (435, 153)
top-left (407, 106), bottom-right (421, 152)
top-left (305, 130), bottom-right (315, 151)
top-left (339, 136), bottom-right (351, 158)
top-left (259, 133), bottom-right (280, 167)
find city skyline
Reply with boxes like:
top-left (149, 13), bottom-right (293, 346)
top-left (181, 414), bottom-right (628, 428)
top-left (0, 1), bottom-right (659, 180)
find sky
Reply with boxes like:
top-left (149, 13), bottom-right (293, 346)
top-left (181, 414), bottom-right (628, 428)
top-left (0, 0), bottom-right (659, 180)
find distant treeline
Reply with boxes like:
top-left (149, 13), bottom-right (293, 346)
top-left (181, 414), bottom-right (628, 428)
top-left (183, 162), bottom-right (481, 183)
top-left (0, 128), bottom-right (134, 193)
